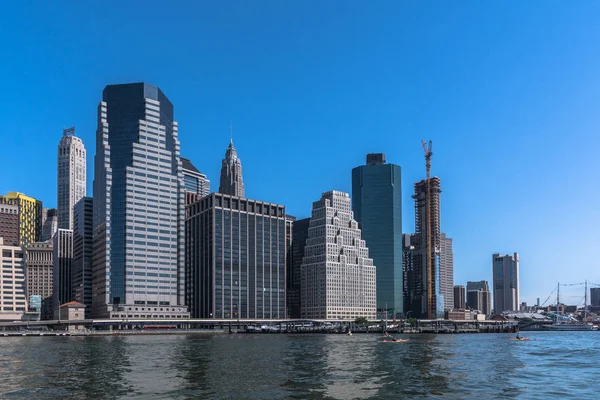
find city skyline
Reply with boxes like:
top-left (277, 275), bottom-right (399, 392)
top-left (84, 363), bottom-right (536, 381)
top-left (2, 3), bottom-right (600, 304)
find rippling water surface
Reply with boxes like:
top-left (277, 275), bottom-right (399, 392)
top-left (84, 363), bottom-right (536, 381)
top-left (0, 332), bottom-right (598, 399)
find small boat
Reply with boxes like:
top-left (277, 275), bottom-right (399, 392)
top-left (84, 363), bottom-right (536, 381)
top-left (510, 337), bottom-right (533, 341)
top-left (382, 339), bottom-right (409, 343)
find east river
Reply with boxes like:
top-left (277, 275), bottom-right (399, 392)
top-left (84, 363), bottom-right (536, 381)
top-left (0, 331), bottom-right (598, 399)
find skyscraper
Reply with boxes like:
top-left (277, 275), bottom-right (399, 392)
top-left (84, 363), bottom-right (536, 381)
top-left (182, 157), bottom-right (210, 198)
top-left (467, 280), bottom-right (492, 315)
top-left (453, 285), bottom-right (466, 309)
top-left (0, 203), bottom-right (19, 246)
top-left (402, 234), bottom-right (418, 315)
top-left (288, 217), bottom-right (310, 319)
top-left (411, 177), bottom-right (443, 319)
top-left (218, 140), bottom-right (244, 197)
top-left (92, 82), bottom-right (189, 319)
top-left (0, 237), bottom-right (27, 320)
top-left (439, 232), bottom-right (454, 311)
top-left (185, 193), bottom-right (287, 319)
top-left (41, 208), bottom-right (58, 241)
top-left (352, 153), bottom-right (403, 317)
top-left (26, 241), bottom-right (54, 320)
top-left (591, 288), bottom-right (600, 307)
top-left (301, 190), bottom-right (376, 320)
top-left (57, 127), bottom-right (86, 230)
top-left (492, 253), bottom-right (520, 313)
top-left (0, 192), bottom-right (43, 247)
top-left (53, 229), bottom-right (73, 308)
top-left (73, 197), bottom-right (93, 315)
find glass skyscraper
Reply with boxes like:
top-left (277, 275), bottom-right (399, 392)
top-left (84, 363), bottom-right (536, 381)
top-left (352, 153), bottom-right (403, 316)
top-left (92, 82), bottom-right (189, 319)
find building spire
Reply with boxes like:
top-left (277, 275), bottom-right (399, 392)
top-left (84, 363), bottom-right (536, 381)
top-left (230, 121), bottom-right (233, 145)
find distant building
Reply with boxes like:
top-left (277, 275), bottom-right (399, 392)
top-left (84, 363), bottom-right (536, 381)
top-left (182, 157), bottom-right (210, 198)
top-left (402, 234), bottom-right (418, 316)
top-left (0, 192), bottom-right (43, 247)
top-left (92, 82), bottom-right (188, 319)
top-left (72, 197), bottom-right (93, 316)
top-left (186, 193), bottom-right (287, 319)
top-left (493, 253), bottom-right (520, 313)
top-left (446, 309), bottom-right (473, 321)
top-left (218, 140), bottom-right (244, 198)
top-left (467, 280), bottom-right (492, 315)
top-left (53, 229), bottom-right (73, 314)
top-left (0, 203), bottom-right (19, 246)
top-left (288, 217), bottom-right (310, 319)
top-left (41, 208), bottom-right (58, 241)
top-left (57, 127), bottom-right (86, 230)
top-left (410, 177), bottom-right (444, 319)
top-left (590, 288), bottom-right (600, 307)
top-left (454, 285), bottom-right (466, 309)
top-left (25, 241), bottom-right (54, 320)
top-left (439, 233), bottom-right (454, 311)
top-left (301, 190), bottom-right (376, 320)
top-left (351, 153), bottom-right (403, 316)
top-left (55, 301), bottom-right (86, 330)
top-left (0, 237), bottom-right (27, 320)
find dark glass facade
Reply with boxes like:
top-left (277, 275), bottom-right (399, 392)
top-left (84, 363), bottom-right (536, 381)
top-left (288, 217), bottom-right (309, 318)
top-left (352, 157), bottom-right (403, 315)
top-left (186, 193), bottom-right (287, 319)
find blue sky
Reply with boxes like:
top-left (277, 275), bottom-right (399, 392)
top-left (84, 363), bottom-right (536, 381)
top-left (1, 1), bottom-right (599, 305)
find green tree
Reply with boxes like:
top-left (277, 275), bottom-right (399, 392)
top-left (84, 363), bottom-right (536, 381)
top-left (354, 317), bottom-right (368, 325)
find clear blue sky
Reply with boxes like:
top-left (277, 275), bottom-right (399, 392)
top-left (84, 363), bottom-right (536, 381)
top-left (1, 1), bottom-right (599, 305)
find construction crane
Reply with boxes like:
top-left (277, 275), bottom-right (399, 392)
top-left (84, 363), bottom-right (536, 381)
top-left (421, 140), bottom-right (433, 319)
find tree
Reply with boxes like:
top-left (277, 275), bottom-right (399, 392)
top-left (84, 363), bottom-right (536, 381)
top-left (354, 317), bottom-right (368, 325)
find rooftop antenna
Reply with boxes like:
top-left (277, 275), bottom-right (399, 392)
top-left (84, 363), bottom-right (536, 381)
top-left (230, 122), bottom-right (233, 144)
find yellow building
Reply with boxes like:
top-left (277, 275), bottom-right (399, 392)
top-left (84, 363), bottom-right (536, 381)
top-left (0, 192), bottom-right (43, 246)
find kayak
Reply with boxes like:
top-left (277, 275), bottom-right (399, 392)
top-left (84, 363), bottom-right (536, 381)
top-left (382, 339), bottom-right (409, 343)
top-left (510, 338), bottom-right (533, 341)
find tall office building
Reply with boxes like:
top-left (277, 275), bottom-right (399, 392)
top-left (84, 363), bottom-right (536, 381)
top-left (466, 280), bottom-right (492, 315)
top-left (0, 237), bottom-right (27, 320)
top-left (185, 193), bottom-right (287, 319)
top-left (402, 234), bottom-right (418, 315)
top-left (0, 203), bottom-right (19, 246)
top-left (439, 233), bottom-right (454, 311)
top-left (453, 285), bottom-right (466, 309)
top-left (410, 177), bottom-right (443, 319)
top-left (352, 153), bottom-right (403, 317)
top-left (26, 241), bottom-right (54, 320)
top-left (288, 217), bottom-right (310, 318)
top-left (53, 229), bottom-right (73, 309)
top-left (0, 192), bottom-right (43, 247)
top-left (57, 127), bottom-right (86, 230)
top-left (218, 140), bottom-right (244, 197)
top-left (73, 197), bottom-right (93, 315)
top-left (301, 190), bottom-right (376, 320)
top-left (182, 157), bottom-right (210, 198)
top-left (92, 83), bottom-right (188, 319)
top-left (492, 253), bottom-right (520, 313)
top-left (41, 208), bottom-right (58, 241)
top-left (590, 288), bottom-right (600, 307)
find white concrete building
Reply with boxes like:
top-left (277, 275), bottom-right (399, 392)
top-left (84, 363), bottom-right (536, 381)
top-left (57, 127), bottom-right (86, 230)
top-left (301, 190), bottom-right (376, 320)
top-left (0, 237), bottom-right (27, 320)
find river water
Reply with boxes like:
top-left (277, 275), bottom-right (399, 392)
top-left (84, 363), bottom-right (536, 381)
top-left (0, 331), bottom-right (597, 399)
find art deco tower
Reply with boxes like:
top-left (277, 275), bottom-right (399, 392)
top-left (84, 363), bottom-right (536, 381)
top-left (218, 139), bottom-right (244, 198)
top-left (57, 127), bottom-right (86, 230)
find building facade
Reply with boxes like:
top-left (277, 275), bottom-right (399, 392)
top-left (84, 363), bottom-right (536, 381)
top-left (439, 232), bottom-right (454, 311)
top-left (92, 82), bottom-right (188, 319)
top-left (26, 241), bottom-right (54, 319)
top-left (182, 157), bottom-right (210, 198)
top-left (288, 217), bottom-right (310, 319)
top-left (591, 287), bottom-right (600, 307)
top-left (301, 190), bottom-right (376, 320)
top-left (466, 280), bottom-right (492, 315)
top-left (351, 153), bottom-right (403, 317)
top-left (73, 197), bottom-right (93, 315)
top-left (492, 253), bottom-right (520, 313)
top-left (410, 177), bottom-right (444, 319)
top-left (41, 208), bottom-right (58, 242)
top-left (0, 192), bottom-right (43, 247)
top-left (453, 285), bottom-right (466, 309)
top-left (186, 193), bottom-right (287, 319)
top-left (0, 203), bottom-right (19, 246)
top-left (402, 234), bottom-right (418, 316)
top-left (0, 237), bottom-right (27, 320)
top-left (57, 127), bottom-right (87, 230)
top-left (218, 140), bottom-right (244, 198)
top-left (53, 229), bottom-right (73, 309)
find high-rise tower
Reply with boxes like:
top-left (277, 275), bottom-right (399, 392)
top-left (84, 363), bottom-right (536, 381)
top-left (57, 127), bottom-right (86, 230)
top-left (218, 140), bottom-right (244, 198)
top-left (182, 157), bottom-right (210, 198)
top-left (352, 153), bottom-right (403, 317)
top-left (92, 82), bottom-right (189, 319)
top-left (492, 253), bottom-right (519, 313)
top-left (0, 192), bottom-right (43, 247)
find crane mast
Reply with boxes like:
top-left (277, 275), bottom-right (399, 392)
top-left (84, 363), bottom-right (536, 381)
top-left (422, 140), bottom-right (433, 319)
